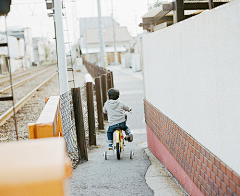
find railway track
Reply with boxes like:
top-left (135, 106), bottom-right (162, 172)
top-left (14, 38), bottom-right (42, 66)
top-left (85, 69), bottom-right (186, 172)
top-left (0, 66), bottom-right (56, 93)
top-left (0, 65), bottom-right (58, 126)
top-left (0, 64), bottom-right (56, 89)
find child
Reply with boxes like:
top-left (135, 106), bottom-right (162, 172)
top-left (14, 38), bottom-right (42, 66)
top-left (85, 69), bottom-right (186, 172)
top-left (103, 88), bottom-right (133, 150)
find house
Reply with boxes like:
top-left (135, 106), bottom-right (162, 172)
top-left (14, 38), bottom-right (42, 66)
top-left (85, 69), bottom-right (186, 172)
top-left (0, 32), bottom-right (24, 73)
top-left (7, 27), bottom-right (34, 68)
top-left (126, 31), bottom-right (148, 72)
top-left (79, 17), bottom-right (133, 66)
top-left (139, 1), bottom-right (230, 32)
top-left (79, 17), bottom-right (119, 37)
top-left (32, 37), bottom-right (51, 66)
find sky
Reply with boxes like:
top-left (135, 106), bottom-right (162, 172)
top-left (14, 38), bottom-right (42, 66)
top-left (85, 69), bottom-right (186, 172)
top-left (0, 0), bottom-right (157, 43)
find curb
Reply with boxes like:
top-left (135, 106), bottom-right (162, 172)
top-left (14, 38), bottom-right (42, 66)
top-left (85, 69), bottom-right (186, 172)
top-left (144, 148), bottom-right (189, 196)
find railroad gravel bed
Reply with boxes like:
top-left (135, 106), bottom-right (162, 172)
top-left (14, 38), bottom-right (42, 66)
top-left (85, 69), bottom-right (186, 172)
top-left (0, 65), bottom-right (55, 89)
top-left (0, 66), bottom-right (58, 116)
top-left (0, 74), bottom-right (60, 140)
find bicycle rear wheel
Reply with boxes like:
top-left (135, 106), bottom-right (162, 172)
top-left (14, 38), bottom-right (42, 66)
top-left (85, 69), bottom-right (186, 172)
top-left (116, 142), bottom-right (121, 160)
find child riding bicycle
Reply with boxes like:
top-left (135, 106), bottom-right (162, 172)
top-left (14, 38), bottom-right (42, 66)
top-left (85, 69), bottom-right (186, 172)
top-left (103, 88), bottom-right (133, 150)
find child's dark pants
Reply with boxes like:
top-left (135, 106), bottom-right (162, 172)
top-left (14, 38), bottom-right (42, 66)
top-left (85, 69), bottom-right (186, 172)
top-left (107, 121), bottom-right (130, 143)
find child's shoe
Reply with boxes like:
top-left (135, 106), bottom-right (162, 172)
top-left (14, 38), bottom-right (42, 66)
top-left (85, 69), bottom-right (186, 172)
top-left (125, 133), bottom-right (133, 142)
top-left (108, 143), bottom-right (113, 150)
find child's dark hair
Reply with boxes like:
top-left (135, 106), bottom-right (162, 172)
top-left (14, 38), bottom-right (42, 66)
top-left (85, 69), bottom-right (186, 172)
top-left (108, 88), bottom-right (119, 100)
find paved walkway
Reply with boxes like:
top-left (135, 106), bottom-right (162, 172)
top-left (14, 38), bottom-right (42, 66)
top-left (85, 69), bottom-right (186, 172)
top-left (70, 64), bottom-right (187, 196)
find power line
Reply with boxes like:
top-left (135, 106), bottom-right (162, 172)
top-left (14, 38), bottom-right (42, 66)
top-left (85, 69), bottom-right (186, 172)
top-left (11, 2), bottom-right (44, 5)
top-left (11, 0), bottom-right (85, 5)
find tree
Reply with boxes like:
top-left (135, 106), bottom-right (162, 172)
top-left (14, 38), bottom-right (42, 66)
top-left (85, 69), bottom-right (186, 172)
top-left (45, 45), bottom-right (51, 60)
top-left (148, 0), bottom-right (162, 10)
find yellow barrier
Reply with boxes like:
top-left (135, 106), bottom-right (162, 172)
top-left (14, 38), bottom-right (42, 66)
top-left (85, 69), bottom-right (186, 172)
top-left (28, 96), bottom-right (63, 139)
top-left (0, 137), bottom-right (72, 196)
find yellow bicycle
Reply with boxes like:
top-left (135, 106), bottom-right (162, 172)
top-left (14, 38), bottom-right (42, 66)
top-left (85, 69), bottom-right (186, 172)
top-left (104, 128), bottom-right (133, 160)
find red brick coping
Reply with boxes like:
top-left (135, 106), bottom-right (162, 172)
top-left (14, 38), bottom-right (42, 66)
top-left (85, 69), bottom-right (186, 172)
top-left (144, 99), bottom-right (240, 196)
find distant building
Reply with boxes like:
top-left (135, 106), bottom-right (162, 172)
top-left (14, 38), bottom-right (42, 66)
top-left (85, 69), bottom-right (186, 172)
top-left (0, 32), bottom-right (24, 73)
top-left (7, 27), bottom-right (34, 68)
top-left (130, 32), bottom-right (148, 72)
top-left (79, 17), bottom-right (119, 37)
top-left (79, 17), bottom-right (133, 66)
top-left (49, 42), bottom-right (57, 63)
top-left (32, 37), bottom-right (49, 66)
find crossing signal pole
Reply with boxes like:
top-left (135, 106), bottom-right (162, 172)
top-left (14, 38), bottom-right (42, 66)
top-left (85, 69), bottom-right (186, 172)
top-left (54, 0), bottom-right (69, 94)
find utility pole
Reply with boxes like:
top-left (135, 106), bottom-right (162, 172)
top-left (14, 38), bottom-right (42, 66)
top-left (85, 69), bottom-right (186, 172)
top-left (97, 0), bottom-right (105, 68)
top-left (135, 14), bottom-right (138, 37)
top-left (45, 0), bottom-right (73, 153)
top-left (111, 0), bottom-right (118, 64)
top-left (54, 0), bottom-right (69, 94)
top-left (84, 18), bottom-right (89, 61)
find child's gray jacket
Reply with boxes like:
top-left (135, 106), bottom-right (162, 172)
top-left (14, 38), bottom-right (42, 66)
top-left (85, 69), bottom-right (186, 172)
top-left (103, 99), bottom-right (131, 126)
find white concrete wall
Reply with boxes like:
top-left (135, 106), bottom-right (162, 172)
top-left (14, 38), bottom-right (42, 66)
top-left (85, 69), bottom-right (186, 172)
top-left (0, 34), bottom-right (24, 59)
top-left (24, 28), bottom-right (34, 67)
top-left (10, 59), bottom-right (23, 72)
top-left (37, 40), bottom-right (46, 63)
top-left (131, 54), bottom-right (140, 72)
top-left (142, 0), bottom-right (240, 175)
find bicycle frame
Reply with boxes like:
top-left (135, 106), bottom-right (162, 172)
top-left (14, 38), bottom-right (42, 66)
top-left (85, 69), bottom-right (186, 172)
top-left (113, 129), bottom-right (124, 160)
top-left (114, 129), bottom-right (121, 143)
top-left (114, 129), bottom-right (124, 144)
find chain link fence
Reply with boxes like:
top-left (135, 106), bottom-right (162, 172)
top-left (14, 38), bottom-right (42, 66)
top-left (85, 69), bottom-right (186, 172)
top-left (60, 91), bottom-right (79, 168)
top-left (60, 83), bottom-right (100, 167)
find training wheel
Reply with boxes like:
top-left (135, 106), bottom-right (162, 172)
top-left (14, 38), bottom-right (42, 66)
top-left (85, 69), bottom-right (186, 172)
top-left (103, 151), bottom-right (107, 160)
top-left (130, 150), bottom-right (134, 159)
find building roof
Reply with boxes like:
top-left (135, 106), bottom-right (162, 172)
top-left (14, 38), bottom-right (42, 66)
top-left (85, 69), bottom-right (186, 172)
top-left (142, 4), bottom-right (171, 18)
top-left (79, 17), bottom-right (119, 37)
top-left (81, 46), bottom-right (126, 54)
top-left (85, 26), bottom-right (133, 44)
top-left (140, 1), bottom-right (230, 31)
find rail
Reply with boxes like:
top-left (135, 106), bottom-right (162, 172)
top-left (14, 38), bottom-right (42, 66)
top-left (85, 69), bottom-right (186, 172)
top-left (0, 66), bottom-right (56, 93)
top-left (0, 64), bottom-right (56, 84)
top-left (0, 72), bottom-right (58, 126)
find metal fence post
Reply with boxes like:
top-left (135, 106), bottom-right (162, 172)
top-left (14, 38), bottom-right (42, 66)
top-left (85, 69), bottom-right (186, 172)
top-left (101, 74), bottom-right (108, 120)
top-left (95, 77), bottom-right (104, 130)
top-left (110, 71), bottom-right (114, 88)
top-left (86, 82), bottom-right (96, 146)
top-left (72, 87), bottom-right (88, 161)
top-left (107, 72), bottom-right (112, 90)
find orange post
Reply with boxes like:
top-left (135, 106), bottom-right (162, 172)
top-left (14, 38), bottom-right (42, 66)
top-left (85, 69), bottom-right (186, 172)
top-left (28, 123), bottom-right (37, 139)
top-left (28, 96), bottom-right (63, 139)
top-left (0, 137), bottom-right (72, 196)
